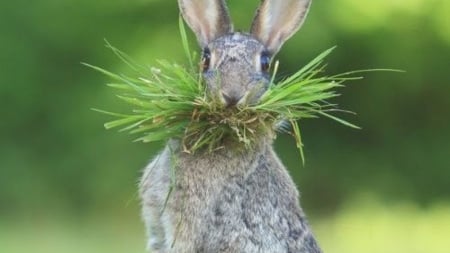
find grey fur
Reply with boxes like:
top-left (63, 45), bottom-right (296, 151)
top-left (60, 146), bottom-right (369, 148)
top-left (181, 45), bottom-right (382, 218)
top-left (140, 0), bottom-right (321, 252)
top-left (203, 33), bottom-right (269, 105)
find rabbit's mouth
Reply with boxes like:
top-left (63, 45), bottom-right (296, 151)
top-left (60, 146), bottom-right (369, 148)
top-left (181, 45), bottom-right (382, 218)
top-left (218, 81), bottom-right (269, 108)
top-left (204, 72), bottom-right (269, 107)
top-left (221, 92), bottom-right (243, 107)
top-left (218, 82), bottom-right (268, 108)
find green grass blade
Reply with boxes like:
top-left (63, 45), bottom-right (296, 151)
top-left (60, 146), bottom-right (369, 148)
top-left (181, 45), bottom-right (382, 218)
top-left (290, 119), bottom-right (305, 165)
top-left (179, 16), bottom-right (193, 70)
top-left (317, 111), bottom-right (361, 129)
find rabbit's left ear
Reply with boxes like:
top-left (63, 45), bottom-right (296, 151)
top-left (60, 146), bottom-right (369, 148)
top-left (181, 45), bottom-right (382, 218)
top-left (251, 0), bottom-right (312, 55)
top-left (178, 0), bottom-right (233, 48)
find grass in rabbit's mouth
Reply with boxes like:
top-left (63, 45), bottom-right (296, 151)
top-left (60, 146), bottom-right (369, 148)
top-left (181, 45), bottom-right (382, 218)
top-left (87, 19), bottom-right (389, 163)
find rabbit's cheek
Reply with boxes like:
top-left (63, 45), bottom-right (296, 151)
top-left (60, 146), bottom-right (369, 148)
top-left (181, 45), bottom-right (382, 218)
top-left (202, 71), bottom-right (224, 99)
top-left (243, 80), bottom-right (269, 105)
top-left (202, 71), bottom-right (214, 87)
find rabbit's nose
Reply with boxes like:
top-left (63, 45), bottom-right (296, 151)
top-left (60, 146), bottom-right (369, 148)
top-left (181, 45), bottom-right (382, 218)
top-left (222, 92), bottom-right (242, 107)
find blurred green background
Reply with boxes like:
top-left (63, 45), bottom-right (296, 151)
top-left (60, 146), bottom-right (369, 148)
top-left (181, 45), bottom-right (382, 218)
top-left (1, 0), bottom-right (449, 252)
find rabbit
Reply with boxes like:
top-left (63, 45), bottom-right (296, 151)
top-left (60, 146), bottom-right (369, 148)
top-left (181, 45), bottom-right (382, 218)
top-left (139, 0), bottom-right (322, 252)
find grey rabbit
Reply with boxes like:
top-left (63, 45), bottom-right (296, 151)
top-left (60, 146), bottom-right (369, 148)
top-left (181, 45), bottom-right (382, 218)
top-left (139, 0), bottom-right (322, 252)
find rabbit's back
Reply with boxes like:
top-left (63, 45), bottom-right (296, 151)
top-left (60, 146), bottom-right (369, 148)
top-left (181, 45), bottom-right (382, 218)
top-left (140, 141), bottom-right (321, 252)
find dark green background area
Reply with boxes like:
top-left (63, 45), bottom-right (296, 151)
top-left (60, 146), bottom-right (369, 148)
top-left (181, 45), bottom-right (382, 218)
top-left (1, 0), bottom-right (449, 239)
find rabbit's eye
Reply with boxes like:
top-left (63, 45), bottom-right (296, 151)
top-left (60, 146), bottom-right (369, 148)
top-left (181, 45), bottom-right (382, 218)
top-left (201, 47), bottom-right (211, 71)
top-left (260, 52), bottom-right (271, 72)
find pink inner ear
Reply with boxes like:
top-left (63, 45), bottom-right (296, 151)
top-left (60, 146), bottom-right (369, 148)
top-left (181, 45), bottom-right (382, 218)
top-left (179, 0), bottom-right (232, 47)
top-left (251, 0), bottom-right (311, 54)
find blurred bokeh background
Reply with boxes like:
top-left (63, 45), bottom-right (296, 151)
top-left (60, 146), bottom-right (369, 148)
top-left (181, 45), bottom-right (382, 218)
top-left (1, 0), bottom-right (449, 252)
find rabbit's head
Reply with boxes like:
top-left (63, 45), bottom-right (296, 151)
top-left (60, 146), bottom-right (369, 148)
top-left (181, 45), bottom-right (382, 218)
top-left (179, 0), bottom-right (311, 107)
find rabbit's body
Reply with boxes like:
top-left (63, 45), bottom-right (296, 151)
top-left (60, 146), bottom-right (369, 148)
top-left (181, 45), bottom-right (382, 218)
top-left (140, 0), bottom-right (322, 252)
top-left (140, 139), bottom-right (320, 252)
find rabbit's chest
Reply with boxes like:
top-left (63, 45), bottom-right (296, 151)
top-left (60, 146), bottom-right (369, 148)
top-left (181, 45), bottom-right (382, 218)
top-left (168, 154), bottom-right (304, 252)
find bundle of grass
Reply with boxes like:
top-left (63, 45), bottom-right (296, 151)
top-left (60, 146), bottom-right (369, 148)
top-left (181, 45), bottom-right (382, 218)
top-left (87, 20), bottom-right (368, 163)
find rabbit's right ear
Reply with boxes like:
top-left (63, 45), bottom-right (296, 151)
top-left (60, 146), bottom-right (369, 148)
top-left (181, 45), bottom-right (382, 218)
top-left (178, 0), bottom-right (233, 48)
top-left (251, 0), bottom-right (312, 55)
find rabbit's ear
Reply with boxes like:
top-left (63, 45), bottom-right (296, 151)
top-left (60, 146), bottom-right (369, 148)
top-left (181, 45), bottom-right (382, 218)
top-left (178, 0), bottom-right (233, 47)
top-left (251, 0), bottom-right (311, 55)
